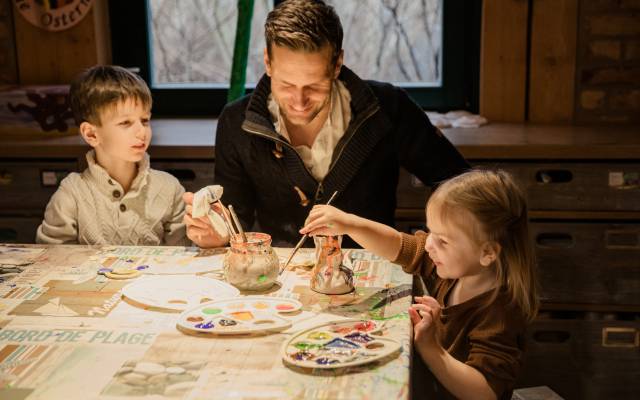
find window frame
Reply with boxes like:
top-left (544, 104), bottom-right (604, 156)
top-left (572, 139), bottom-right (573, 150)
top-left (109, 0), bottom-right (480, 116)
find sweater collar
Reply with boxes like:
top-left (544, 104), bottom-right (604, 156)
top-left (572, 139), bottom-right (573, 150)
top-left (84, 149), bottom-right (151, 199)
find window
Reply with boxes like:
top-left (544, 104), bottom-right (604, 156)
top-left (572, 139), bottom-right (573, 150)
top-left (110, 0), bottom-right (480, 116)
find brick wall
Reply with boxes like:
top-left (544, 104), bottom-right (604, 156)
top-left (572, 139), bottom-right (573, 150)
top-left (0, 0), bottom-right (17, 84)
top-left (576, 0), bottom-right (640, 123)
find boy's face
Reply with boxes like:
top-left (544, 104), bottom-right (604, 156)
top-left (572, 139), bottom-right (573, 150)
top-left (264, 44), bottom-right (343, 127)
top-left (83, 98), bottom-right (152, 164)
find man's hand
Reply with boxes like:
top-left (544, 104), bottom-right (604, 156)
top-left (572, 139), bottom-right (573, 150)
top-left (183, 192), bottom-right (229, 248)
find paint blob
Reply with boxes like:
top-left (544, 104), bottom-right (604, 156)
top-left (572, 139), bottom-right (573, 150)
top-left (229, 311), bottom-right (254, 321)
top-left (195, 321), bottom-right (214, 329)
top-left (307, 331), bottom-right (332, 341)
top-left (344, 332), bottom-right (374, 343)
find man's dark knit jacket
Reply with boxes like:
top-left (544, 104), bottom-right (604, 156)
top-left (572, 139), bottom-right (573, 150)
top-left (214, 66), bottom-right (469, 247)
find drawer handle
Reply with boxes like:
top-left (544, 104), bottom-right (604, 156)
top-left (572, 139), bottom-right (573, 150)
top-left (164, 169), bottom-right (197, 181)
top-left (605, 230), bottom-right (640, 249)
top-left (602, 327), bottom-right (639, 348)
top-left (533, 330), bottom-right (571, 343)
top-left (0, 171), bottom-right (13, 185)
top-left (535, 170), bottom-right (573, 184)
top-left (536, 233), bottom-right (574, 248)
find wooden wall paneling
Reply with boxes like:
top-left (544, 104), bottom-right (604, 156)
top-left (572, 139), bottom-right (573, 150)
top-left (11, 2), bottom-right (102, 84)
top-left (92, 0), bottom-right (111, 65)
top-left (480, 0), bottom-right (529, 122)
top-left (529, 0), bottom-right (578, 122)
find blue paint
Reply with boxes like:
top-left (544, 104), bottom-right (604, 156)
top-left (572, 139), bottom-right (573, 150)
top-left (136, 265), bottom-right (149, 270)
top-left (344, 332), bottom-right (374, 343)
top-left (195, 321), bottom-right (214, 329)
top-left (323, 338), bottom-right (360, 349)
top-left (316, 357), bottom-right (339, 365)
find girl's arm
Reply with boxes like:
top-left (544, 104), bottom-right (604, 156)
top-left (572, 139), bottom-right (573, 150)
top-left (420, 346), bottom-right (497, 400)
top-left (299, 205), bottom-right (402, 261)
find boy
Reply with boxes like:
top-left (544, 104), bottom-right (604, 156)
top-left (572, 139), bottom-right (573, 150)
top-left (36, 65), bottom-right (188, 245)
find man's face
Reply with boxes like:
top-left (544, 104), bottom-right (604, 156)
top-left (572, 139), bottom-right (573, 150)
top-left (264, 44), bottom-right (342, 127)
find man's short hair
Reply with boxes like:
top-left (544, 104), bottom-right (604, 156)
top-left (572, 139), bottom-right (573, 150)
top-left (69, 65), bottom-right (152, 126)
top-left (265, 0), bottom-right (343, 65)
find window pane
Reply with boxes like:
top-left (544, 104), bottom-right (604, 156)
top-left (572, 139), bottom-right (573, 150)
top-left (147, 0), bottom-right (442, 88)
top-left (148, 0), bottom-right (270, 87)
top-left (327, 0), bottom-right (442, 86)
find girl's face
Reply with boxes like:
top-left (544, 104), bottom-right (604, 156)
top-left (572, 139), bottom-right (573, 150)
top-left (424, 205), bottom-right (488, 280)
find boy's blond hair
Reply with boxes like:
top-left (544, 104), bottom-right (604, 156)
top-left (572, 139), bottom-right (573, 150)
top-left (69, 65), bottom-right (151, 126)
top-left (427, 169), bottom-right (539, 322)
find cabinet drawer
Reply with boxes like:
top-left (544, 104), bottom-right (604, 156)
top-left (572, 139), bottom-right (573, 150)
top-left (0, 217), bottom-right (41, 243)
top-left (532, 221), bottom-right (640, 306)
top-left (396, 169), bottom-right (432, 209)
top-left (485, 162), bottom-right (640, 212)
top-left (517, 313), bottom-right (639, 400)
top-left (151, 160), bottom-right (214, 193)
top-left (0, 161), bottom-right (77, 213)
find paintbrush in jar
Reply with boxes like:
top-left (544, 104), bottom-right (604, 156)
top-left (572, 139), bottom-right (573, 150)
top-left (279, 190), bottom-right (338, 275)
top-left (228, 205), bottom-right (247, 242)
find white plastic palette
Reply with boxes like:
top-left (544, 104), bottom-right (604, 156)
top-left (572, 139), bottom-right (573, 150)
top-left (177, 296), bottom-right (302, 335)
top-left (282, 320), bottom-right (401, 369)
top-left (121, 275), bottom-right (239, 311)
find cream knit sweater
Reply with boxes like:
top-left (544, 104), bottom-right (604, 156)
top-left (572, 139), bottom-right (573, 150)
top-left (36, 150), bottom-right (188, 246)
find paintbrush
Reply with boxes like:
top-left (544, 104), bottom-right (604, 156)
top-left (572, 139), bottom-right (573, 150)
top-left (227, 205), bottom-right (247, 242)
top-left (279, 190), bottom-right (338, 275)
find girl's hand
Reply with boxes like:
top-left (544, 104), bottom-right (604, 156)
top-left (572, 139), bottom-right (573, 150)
top-left (408, 296), bottom-right (441, 350)
top-left (299, 205), bottom-right (355, 237)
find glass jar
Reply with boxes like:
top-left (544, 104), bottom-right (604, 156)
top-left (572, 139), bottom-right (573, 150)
top-left (311, 235), bottom-right (354, 295)
top-left (223, 232), bottom-right (279, 291)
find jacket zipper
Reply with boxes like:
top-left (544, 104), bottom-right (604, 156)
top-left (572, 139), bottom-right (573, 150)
top-left (242, 103), bottom-right (379, 203)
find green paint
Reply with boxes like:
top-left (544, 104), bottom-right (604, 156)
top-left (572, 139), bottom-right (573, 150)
top-left (257, 274), bottom-right (267, 282)
top-left (202, 308), bottom-right (222, 315)
top-left (368, 309), bottom-right (409, 321)
top-left (293, 342), bottom-right (322, 351)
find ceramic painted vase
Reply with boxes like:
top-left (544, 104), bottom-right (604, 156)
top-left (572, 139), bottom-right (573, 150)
top-left (223, 232), bottom-right (279, 291)
top-left (310, 235), bottom-right (354, 295)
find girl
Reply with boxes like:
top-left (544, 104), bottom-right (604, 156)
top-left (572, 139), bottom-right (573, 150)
top-left (300, 170), bottom-right (539, 400)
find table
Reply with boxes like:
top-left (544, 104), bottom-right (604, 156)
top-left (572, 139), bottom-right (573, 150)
top-left (0, 244), bottom-right (413, 400)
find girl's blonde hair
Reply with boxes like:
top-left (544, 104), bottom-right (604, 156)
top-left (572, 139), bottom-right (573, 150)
top-left (427, 169), bottom-right (539, 322)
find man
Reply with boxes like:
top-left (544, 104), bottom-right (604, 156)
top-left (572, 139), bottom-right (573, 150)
top-left (184, 0), bottom-right (469, 248)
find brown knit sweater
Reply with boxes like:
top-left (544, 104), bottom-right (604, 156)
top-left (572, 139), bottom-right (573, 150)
top-left (394, 231), bottom-right (526, 400)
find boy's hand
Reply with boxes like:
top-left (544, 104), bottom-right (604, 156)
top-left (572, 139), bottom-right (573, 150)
top-left (409, 296), bottom-right (441, 351)
top-left (299, 205), bottom-right (355, 237)
top-left (183, 192), bottom-right (228, 248)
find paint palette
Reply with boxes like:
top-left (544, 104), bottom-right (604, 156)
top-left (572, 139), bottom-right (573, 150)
top-left (282, 320), bottom-right (401, 369)
top-left (177, 296), bottom-right (303, 335)
top-left (121, 275), bottom-right (240, 311)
